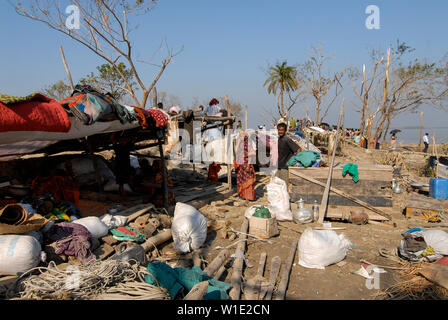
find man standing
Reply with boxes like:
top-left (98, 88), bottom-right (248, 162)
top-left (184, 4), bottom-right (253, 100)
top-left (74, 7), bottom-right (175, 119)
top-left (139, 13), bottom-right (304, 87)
top-left (276, 119), bottom-right (301, 185)
top-left (423, 133), bottom-right (430, 153)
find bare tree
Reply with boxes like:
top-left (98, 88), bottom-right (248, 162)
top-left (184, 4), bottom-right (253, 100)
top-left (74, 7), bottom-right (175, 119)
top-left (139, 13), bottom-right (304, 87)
top-left (301, 45), bottom-right (356, 125)
top-left (14, 0), bottom-right (182, 108)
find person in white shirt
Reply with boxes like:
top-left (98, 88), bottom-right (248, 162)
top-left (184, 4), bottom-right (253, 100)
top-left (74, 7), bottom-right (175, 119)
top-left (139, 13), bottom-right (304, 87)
top-left (423, 133), bottom-right (430, 153)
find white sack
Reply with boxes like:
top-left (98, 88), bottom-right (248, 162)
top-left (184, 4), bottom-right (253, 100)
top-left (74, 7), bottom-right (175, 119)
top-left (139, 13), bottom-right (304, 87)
top-left (171, 202), bottom-right (207, 253)
top-left (423, 229), bottom-right (448, 256)
top-left (298, 227), bottom-right (352, 269)
top-left (72, 216), bottom-right (109, 239)
top-left (267, 176), bottom-right (292, 221)
top-left (0, 235), bottom-right (42, 275)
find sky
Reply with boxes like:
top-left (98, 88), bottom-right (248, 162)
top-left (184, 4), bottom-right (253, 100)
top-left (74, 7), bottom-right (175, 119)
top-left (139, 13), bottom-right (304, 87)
top-left (1, 0), bottom-right (448, 141)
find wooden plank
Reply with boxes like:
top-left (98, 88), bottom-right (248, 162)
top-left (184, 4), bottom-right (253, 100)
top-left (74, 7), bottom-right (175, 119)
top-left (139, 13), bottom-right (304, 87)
top-left (289, 167), bottom-right (393, 181)
top-left (290, 193), bottom-right (393, 207)
top-left (289, 170), bottom-right (392, 220)
top-left (290, 178), bottom-right (389, 190)
top-left (290, 184), bottom-right (388, 197)
top-left (274, 240), bottom-right (298, 300)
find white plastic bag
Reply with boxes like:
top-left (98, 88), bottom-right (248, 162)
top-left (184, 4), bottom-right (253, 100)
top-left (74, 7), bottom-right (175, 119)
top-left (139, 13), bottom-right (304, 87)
top-left (72, 216), bottom-right (109, 239)
top-left (171, 202), bottom-right (207, 253)
top-left (244, 205), bottom-right (264, 219)
top-left (267, 176), bottom-right (292, 221)
top-left (0, 235), bottom-right (42, 275)
top-left (99, 214), bottom-right (128, 229)
top-left (423, 229), bottom-right (448, 255)
top-left (298, 227), bottom-right (352, 269)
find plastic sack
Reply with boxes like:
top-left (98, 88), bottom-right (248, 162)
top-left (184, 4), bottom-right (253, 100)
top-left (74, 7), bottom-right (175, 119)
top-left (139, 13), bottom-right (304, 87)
top-left (267, 176), bottom-right (292, 221)
top-left (72, 216), bottom-right (109, 239)
top-left (99, 214), bottom-right (128, 229)
top-left (298, 227), bottom-right (352, 269)
top-left (423, 229), bottom-right (448, 256)
top-left (0, 235), bottom-right (42, 275)
top-left (171, 202), bottom-right (207, 253)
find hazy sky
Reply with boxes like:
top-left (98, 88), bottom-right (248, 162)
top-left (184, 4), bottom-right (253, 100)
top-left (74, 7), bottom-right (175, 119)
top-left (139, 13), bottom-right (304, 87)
top-left (1, 0), bottom-right (447, 133)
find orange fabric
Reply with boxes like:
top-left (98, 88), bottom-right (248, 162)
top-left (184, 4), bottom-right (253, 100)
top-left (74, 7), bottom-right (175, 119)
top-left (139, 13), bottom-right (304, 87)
top-left (134, 107), bottom-right (149, 129)
top-left (208, 163), bottom-right (221, 182)
top-left (32, 176), bottom-right (80, 207)
top-left (237, 174), bottom-right (255, 200)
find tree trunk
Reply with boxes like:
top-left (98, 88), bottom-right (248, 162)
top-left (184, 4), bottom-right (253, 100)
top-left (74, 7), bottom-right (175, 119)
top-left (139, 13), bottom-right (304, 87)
top-left (315, 99), bottom-right (320, 126)
top-left (373, 49), bottom-right (391, 147)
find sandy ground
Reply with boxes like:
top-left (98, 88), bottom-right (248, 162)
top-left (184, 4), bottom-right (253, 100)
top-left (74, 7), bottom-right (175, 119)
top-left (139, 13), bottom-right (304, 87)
top-left (149, 143), bottom-right (448, 300)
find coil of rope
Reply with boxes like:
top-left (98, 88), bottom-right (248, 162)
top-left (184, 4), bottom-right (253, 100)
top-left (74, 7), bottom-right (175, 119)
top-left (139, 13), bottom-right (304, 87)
top-left (7, 259), bottom-right (169, 300)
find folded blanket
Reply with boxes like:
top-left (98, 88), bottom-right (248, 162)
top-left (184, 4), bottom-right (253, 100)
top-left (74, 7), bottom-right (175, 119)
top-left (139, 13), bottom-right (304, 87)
top-left (0, 93), bottom-right (71, 133)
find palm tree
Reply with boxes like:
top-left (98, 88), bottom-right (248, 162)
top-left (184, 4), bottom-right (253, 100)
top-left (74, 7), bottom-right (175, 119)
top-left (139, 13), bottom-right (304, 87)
top-left (264, 61), bottom-right (298, 121)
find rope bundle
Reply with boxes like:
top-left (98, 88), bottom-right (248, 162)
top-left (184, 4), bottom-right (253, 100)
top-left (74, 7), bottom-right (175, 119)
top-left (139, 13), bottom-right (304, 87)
top-left (7, 259), bottom-right (169, 300)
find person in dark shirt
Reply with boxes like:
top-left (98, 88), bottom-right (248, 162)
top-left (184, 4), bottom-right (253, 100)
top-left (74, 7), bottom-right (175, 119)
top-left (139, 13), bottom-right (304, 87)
top-left (276, 121), bottom-right (301, 185)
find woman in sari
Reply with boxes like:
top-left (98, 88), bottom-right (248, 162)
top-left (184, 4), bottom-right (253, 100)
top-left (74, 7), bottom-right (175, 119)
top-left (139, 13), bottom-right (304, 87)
top-left (234, 134), bottom-right (256, 203)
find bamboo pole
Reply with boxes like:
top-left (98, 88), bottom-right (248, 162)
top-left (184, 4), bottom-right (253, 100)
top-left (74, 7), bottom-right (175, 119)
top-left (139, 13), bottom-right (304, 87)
top-left (318, 99), bottom-right (344, 224)
top-left (59, 46), bottom-right (74, 92)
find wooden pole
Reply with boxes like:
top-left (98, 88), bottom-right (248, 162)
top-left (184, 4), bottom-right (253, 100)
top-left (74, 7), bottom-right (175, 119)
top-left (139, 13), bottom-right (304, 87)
top-left (141, 229), bottom-right (172, 252)
top-left (59, 46), bottom-right (74, 92)
top-left (289, 170), bottom-right (392, 220)
top-left (229, 219), bottom-right (249, 300)
top-left (184, 281), bottom-right (209, 300)
top-left (318, 99), bottom-right (344, 224)
top-left (274, 240), bottom-right (298, 300)
top-left (204, 248), bottom-right (231, 276)
top-left (419, 112), bottom-right (424, 146)
top-left (224, 94), bottom-right (233, 192)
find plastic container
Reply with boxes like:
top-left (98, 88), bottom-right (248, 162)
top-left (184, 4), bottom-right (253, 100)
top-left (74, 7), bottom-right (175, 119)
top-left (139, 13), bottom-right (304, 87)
top-left (429, 178), bottom-right (448, 200)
